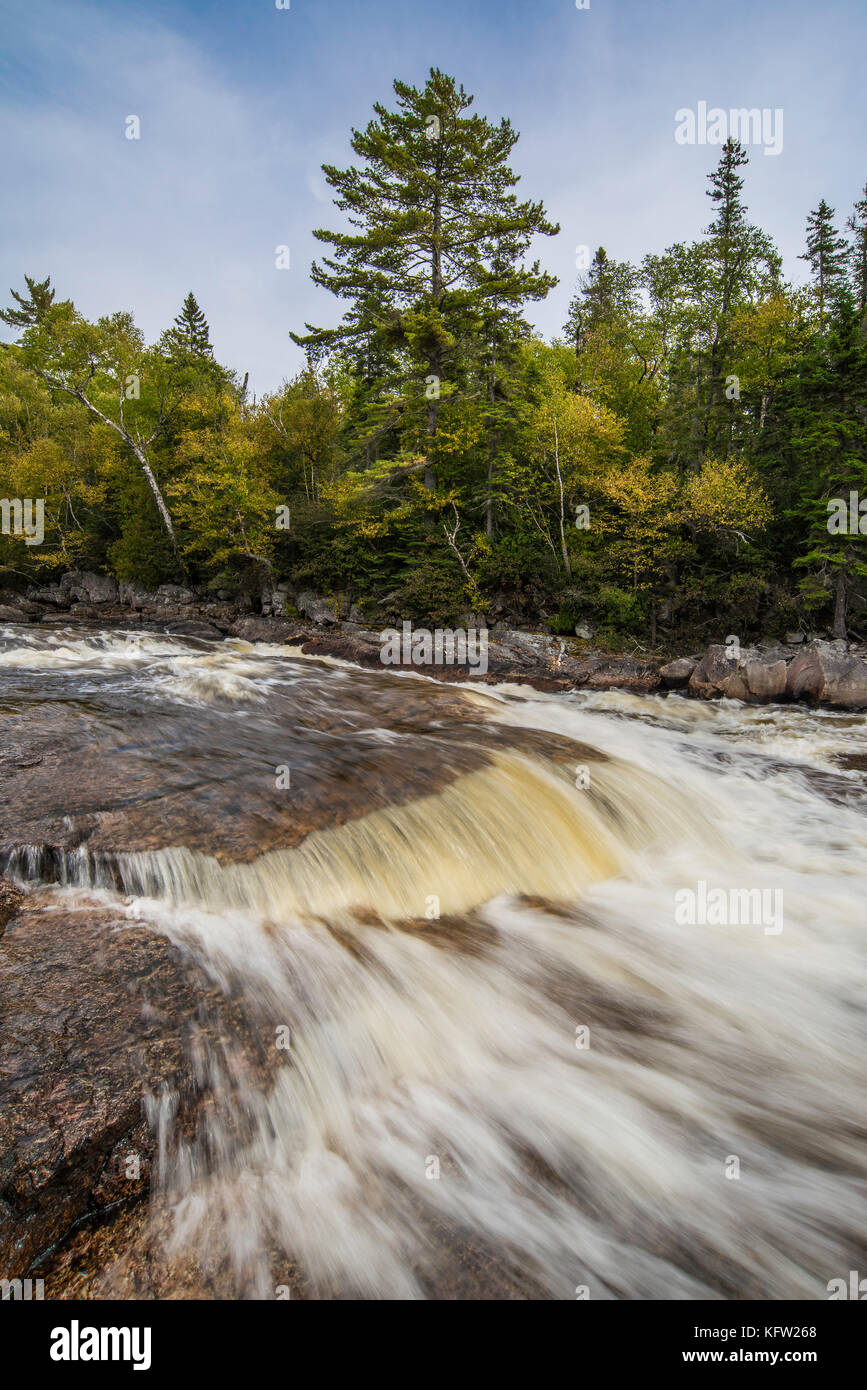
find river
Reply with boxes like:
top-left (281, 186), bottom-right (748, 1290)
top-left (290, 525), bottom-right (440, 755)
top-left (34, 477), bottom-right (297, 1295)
top-left (1, 626), bottom-right (865, 1299)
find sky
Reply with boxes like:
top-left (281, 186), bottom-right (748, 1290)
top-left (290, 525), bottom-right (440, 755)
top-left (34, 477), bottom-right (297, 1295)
top-left (1, 0), bottom-right (864, 396)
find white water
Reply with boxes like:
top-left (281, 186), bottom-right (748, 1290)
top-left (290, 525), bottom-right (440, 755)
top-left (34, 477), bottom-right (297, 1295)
top-left (2, 628), bottom-right (866, 1298)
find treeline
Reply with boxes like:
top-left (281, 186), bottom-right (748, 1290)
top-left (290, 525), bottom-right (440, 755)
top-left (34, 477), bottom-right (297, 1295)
top-left (2, 69), bottom-right (867, 644)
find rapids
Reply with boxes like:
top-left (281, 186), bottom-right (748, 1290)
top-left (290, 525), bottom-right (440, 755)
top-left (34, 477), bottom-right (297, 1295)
top-left (1, 625), bottom-right (866, 1299)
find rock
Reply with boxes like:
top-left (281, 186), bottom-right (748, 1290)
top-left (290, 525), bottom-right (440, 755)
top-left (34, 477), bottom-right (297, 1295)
top-left (155, 584), bottom-right (195, 606)
top-left (0, 880), bottom-right (24, 936)
top-left (786, 650), bottom-right (824, 703)
top-left (786, 643), bottom-right (867, 709)
top-left (0, 605), bottom-right (30, 623)
top-left (0, 896), bottom-right (263, 1278)
top-left (295, 591), bottom-right (339, 626)
top-left (785, 631), bottom-right (805, 645)
top-left (60, 571), bottom-right (118, 605)
top-left (31, 586), bottom-right (65, 605)
top-left (659, 657), bottom-right (697, 689)
top-left (688, 645), bottom-right (750, 701)
top-left (744, 658), bottom-right (788, 702)
top-left (163, 620), bottom-right (224, 641)
top-left (225, 615), bottom-right (306, 644)
top-left (118, 581), bottom-right (154, 610)
top-left (574, 622), bottom-right (595, 640)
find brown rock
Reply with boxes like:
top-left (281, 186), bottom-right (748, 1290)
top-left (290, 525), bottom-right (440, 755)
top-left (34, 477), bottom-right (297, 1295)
top-left (744, 658), bottom-right (788, 702)
top-left (0, 896), bottom-right (269, 1280)
top-left (659, 657), bottom-right (697, 689)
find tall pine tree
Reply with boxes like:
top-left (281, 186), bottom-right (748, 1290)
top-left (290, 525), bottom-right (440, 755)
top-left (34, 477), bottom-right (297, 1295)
top-left (846, 183), bottom-right (867, 314)
top-left (163, 291), bottom-right (214, 360)
top-left (799, 200), bottom-right (849, 317)
top-left (293, 69), bottom-right (558, 489)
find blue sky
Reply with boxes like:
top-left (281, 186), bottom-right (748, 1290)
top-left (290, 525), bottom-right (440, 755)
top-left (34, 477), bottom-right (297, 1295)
top-left (1, 0), bottom-right (864, 395)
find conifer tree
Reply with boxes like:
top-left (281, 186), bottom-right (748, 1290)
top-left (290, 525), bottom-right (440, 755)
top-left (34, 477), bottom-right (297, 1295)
top-left (799, 200), bottom-right (849, 317)
top-left (846, 183), bottom-right (867, 313)
top-left (0, 275), bottom-right (56, 332)
top-left (564, 248), bottom-right (638, 356)
top-left (163, 291), bottom-right (214, 360)
top-left (293, 69), bottom-right (558, 489)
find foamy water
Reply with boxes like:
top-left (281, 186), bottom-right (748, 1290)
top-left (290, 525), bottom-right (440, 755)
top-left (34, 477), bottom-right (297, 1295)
top-left (2, 626), bottom-right (865, 1298)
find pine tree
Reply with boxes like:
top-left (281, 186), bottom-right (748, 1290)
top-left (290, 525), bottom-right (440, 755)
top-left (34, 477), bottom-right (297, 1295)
top-left (799, 200), bottom-right (849, 317)
top-left (563, 248), bottom-right (638, 356)
top-left (293, 69), bottom-right (559, 490)
top-left (0, 275), bottom-right (56, 332)
top-left (163, 291), bottom-right (214, 360)
top-left (847, 183), bottom-right (867, 313)
top-left (773, 301), bottom-right (867, 638)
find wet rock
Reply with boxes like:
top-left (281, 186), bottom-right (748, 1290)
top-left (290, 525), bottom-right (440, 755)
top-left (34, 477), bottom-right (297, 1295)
top-left (659, 657), bottom-right (697, 689)
top-left (0, 880), bottom-right (24, 936)
top-left (0, 896), bottom-right (258, 1278)
top-left (163, 620), bottom-right (224, 641)
top-left (226, 615), bottom-right (306, 643)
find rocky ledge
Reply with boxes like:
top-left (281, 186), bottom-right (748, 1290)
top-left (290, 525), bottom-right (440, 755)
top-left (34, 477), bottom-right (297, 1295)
top-left (1, 570), bottom-right (867, 709)
top-left (0, 889), bottom-right (277, 1295)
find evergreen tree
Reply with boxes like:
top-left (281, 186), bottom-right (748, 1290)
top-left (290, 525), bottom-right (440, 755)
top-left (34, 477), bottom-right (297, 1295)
top-left (770, 301), bottom-right (867, 638)
top-left (846, 182), bottom-right (867, 313)
top-left (163, 291), bottom-right (214, 360)
top-left (0, 275), bottom-right (56, 332)
top-left (293, 69), bottom-right (558, 489)
top-left (799, 200), bottom-right (849, 317)
top-left (563, 248), bottom-right (638, 356)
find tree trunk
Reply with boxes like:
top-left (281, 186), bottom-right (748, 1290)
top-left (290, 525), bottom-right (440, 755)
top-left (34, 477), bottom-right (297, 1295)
top-left (134, 447), bottom-right (178, 548)
top-left (425, 352), bottom-right (440, 492)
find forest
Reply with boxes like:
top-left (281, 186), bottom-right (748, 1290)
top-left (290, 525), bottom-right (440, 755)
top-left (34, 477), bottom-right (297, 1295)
top-left (2, 69), bottom-right (866, 646)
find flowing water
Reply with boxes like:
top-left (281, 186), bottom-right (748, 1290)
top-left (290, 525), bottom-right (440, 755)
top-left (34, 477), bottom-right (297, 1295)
top-left (2, 625), bottom-right (866, 1299)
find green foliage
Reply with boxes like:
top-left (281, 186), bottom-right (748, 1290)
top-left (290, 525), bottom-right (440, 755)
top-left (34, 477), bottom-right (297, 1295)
top-left (2, 82), bottom-right (866, 645)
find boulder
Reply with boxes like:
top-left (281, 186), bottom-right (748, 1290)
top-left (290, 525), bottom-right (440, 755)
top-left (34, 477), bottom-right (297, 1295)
top-left (30, 586), bottom-right (65, 606)
top-left (688, 645), bottom-right (750, 700)
top-left (155, 584), bottom-right (195, 606)
top-left (295, 591), bottom-right (339, 626)
top-left (659, 657), bottom-right (697, 689)
top-left (0, 605), bottom-right (30, 623)
top-left (163, 620), bottom-right (224, 641)
top-left (574, 622), bottom-right (594, 640)
top-left (744, 658), bottom-right (788, 702)
top-left (118, 581), bottom-right (155, 610)
top-left (786, 643), bottom-right (867, 709)
top-left (60, 571), bottom-right (118, 605)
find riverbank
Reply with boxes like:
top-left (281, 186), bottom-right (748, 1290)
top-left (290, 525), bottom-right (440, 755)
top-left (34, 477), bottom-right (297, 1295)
top-left (3, 570), bottom-right (867, 708)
